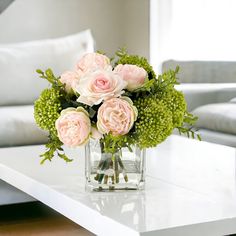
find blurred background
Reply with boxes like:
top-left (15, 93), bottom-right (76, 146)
top-left (150, 0), bottom-right (236, 71)
top-left (2, 0), bottom-right (236, 70)
top-left (0, 0), bottom-right (149, 58)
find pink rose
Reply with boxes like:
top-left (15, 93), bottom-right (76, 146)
top-left (97, 97), bottom-right (138, 136)
top-left (60, 71), bottom-right (79, 93)
top-left (114, 64), bottom-right (147, 91)
top-left (91, 126), bottom-right (103, 140)
top-left (76, 53), bottom-right (111, 76)
top-left (75, 69), bottom-right (127, 106)
top-left (55, 107), bottom-right (91, 147)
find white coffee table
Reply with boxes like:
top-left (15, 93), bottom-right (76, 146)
top-left (0, 135), bottom-right (236, 236)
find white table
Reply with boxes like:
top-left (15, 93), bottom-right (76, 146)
top-left (0, 135), bottom-right (236, 236)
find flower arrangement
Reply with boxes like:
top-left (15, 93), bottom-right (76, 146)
top-left (34, 48), bottom-right (199, 165)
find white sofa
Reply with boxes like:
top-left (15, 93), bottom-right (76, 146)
top-left (0, 29), bottom-right (94, 205)
top-left (163, 60), bottom-right (236, 147)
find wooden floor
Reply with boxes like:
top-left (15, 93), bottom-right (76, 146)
top-left (0, 202), bottom-right (94, 236)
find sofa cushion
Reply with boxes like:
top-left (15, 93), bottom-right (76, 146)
top-left (162, 60), bottom-right (236, 83)
top-left (197, 129), bottom-right (236, 148)
top-left (230, 97), bottom-right (236, 103)
top-left (176, 83), bottom-right (236, 111)
top-left (192, 103), bottom-right (236, 135)
top-left (0, 29), bottom-right (94, 105)
top-left (0, 105), bottom-right (48, 147)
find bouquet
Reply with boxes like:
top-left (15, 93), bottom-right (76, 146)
top-left (34, 48), bottom-right (199, 165)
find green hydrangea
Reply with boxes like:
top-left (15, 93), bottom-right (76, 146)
top-left (116, 54), bottom-right (156, 80)
top-left (160, 89), bottom-right (187, 128)
top-left (34, 88), bottom-right (62, 136)
top-left (133, 96), bottom-right (173, 149)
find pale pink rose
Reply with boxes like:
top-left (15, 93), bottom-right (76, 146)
top-left (60, 71), bottom-right (79, 92)
top-left (97, 97), bottom-right (138, 136)
top-left (114, 64), bottom-right (147, 91)
top-left (76, 53), bottom-right (111, 76)
top-left (55, 107), bottom-right (91, 147)
top-left (75, 69), bottom-right (127, 106)
top-left (91, 126), bottom-right (103, 140)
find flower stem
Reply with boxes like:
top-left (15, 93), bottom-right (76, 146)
top-left (114, 155), bottom-right (119, 183)
top-left (95, 141), bottom-right (129, 186)
top-left (118, 156), bottom-right (128, 182)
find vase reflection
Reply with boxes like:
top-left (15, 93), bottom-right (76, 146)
top-left (86, 191), bottom-right (146, 230)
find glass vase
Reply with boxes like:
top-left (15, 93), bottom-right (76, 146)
top-left (85, 139), bottom-right (146, 191)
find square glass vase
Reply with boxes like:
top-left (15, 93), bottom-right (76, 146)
top-left (85, 139), bottom-right (146, 191)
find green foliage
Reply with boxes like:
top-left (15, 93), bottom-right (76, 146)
top-left (100, 134), bottom-right (134, 154)
top-left (132, 79), bottom-right (155, 93)
top-left (133, 96), bottom-right (173, 148)
top-left (177, 112), bottom-right (201, 140)
top-left (154, 66), bottom-right (180, 93)
top-left (40, 136), bottom-right (72, 164)
top-left (96, 50), bottom-right (106, 55)
top-left (34, 88), bottom-right (62, 136)
top-left (36, 68), bottom-right (63, 89)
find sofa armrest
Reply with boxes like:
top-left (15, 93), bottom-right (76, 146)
top-left (176, 83), bottom-right (236, 111)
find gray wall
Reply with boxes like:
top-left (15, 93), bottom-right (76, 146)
top-left (0, 0), bottom-right (149, 58)
top-left (123, 0), bottom-right (149, 58)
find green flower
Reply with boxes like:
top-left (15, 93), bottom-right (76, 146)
top-left (133, 95), bottom-right (173, 148)
top-left (34, 88), bottom-right (62, 136)
top-left (161, 89), bottom-right (187, 128)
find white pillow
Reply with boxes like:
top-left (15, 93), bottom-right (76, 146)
top-left (0, 29), bottom-right (94, 105)
top-left (0, 105), bottom-right (48, 147)
top-left (192, 103), bottom-right (236, 135)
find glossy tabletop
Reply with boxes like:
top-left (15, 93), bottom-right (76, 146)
top-left (0, 135), bottom-right (236, 236)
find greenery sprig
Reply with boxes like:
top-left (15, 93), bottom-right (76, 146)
top-left (39, 135), bottom-right (72, 164)
top-left (177, 112), bottom-right (201, 140)
top-left (101, 134), bottom-right (134, 154)
top-left (35, 69), bottom-right (73, 164)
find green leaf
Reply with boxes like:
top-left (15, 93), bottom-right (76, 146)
top-left (175, 65), bottom-right (180, 73)
top-left (132, 79), bottom-right (155, 93)
top-left (45, 68), bottom-right (54, 77)
top-left (115, 46), bottom-right (128, 57)
top-left (36, 69), bottom-right (43, 74)
top-left (197, 134), bottom-right (202, 141)
top-left (88, 107), bottom-right (96, 118)
top-left (96, 50), bottom-right (106, 55)
top-left (58, 153), bottom-right (73, 162)
top-left (38, 134), bottom-right (73, 164)
top-left (187, 132), bottom-right (190, 138)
